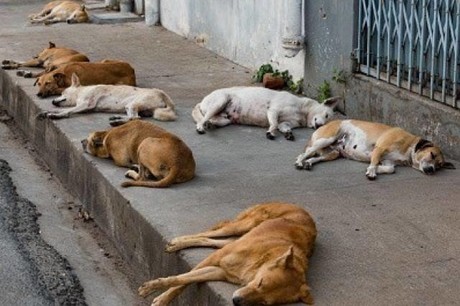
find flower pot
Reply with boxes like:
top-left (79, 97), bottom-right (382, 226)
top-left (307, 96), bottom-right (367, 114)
top-left (262, 73), bottom-right (285, 90)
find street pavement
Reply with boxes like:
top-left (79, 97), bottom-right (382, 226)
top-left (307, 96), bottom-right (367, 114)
top-left (0, 1), bottom-right (459, 305)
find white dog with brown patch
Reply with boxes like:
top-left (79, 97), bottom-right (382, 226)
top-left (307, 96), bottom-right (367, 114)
top-left (295, 119), bottom-right (455, 179)
top-left (192, 87), bottom-right (340, 140)
top-left (40, 73), bottom-right (177, 124)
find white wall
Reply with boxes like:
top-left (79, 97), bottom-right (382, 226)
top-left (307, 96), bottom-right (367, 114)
top-left (148, 0), bottom-right (305, 79)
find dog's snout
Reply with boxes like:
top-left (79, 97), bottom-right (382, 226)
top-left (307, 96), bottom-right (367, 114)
top-left (423, 166), bottom-right (435, 174)
top-left (81, 139), bottom-right (88, 150)
top-left (232, 296), bottom-right (244, 306)
top-left (37, 92), bottom-right (43, 97)
top-left (52, 99), bottom-right (59, 106)
top-left (66, 19), bottom-right (71, 24)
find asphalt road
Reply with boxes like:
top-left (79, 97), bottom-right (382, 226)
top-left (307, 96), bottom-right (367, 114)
top-left (0, 159), bottom-right (86, 305)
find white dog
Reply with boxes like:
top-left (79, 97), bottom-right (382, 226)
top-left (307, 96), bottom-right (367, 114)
top-left (41, 73), bottom-right (177, 124)
top-left (192, 86), bottom-right (340, 140)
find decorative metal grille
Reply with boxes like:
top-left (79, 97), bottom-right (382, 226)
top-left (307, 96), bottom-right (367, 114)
top-left (356, 0), bottom-right (460, 109)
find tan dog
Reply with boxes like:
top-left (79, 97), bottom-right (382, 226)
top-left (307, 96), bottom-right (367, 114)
top-left (41, 73), bottom-right (177, 123)
top-left (29, 1), bottom-right (89, 25)
top-left (81, 120), bottom-right (195, 188)
top-left (34, 60), bottom-right (136, 97)
top-left (1, 41), bottom-right (89, 78)
top-left (295, 119), bottom-right (455, 179)
top-left (139, 202), bottom-right (317, 305)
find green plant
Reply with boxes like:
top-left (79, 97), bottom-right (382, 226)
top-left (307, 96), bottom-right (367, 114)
top-left (253, 64), bottom-right (274, 82)
top-left (332, 68), bottom-right (347, 84)
top-left (316, 80), bottom-right (331, 102)
top-left (288, 78), bottom-right (304, 94)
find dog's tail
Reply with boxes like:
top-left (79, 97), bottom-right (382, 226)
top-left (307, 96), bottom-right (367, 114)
top-left (191, 103), bottom-right (203, 123)
top-left (121, 165), bottom-right (179, 188)
top-left (153, 91), bottom-right (177, 121)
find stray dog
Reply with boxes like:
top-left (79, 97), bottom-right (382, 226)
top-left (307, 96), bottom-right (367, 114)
top-left (34, 60), bottom-right (136, 97)
top-left (295, 119), bottom-right (456, 179)
top-left (29, 1), bottom-right (89, 25)
top-left (1, 41), bottom-right (89, 78)
top-left (192, 86), bottom-right (340, 140)
top-left (40, 73), bottom-right (177, 123)
top-left (139, 202), bottom-right (317, 305)
top-left (82, 120), bottom-right (195, 188)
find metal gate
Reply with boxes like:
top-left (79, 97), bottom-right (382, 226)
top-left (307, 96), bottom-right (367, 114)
top-left (356, 0), bottom-right (460, 109)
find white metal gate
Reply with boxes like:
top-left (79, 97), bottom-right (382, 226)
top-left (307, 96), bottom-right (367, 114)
top-left (356, 0), bottom-right (460, 109)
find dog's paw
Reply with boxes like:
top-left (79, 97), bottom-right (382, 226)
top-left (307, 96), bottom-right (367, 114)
top-left (165, 241), bottom-right (180, 253)
top-left (284, 131), bottom-right (295, 141)
top-left (365, 167), bottom-right (377, 180)
top-left (266, 132), bottom-right (275, 140)
top-left (2, 60), bottom-right (11, 65)
top-left (109, 119), bottom-right (128, 127)
top-left (23, 71), bottom-right (34, 78)
top-left (125, 169), bottom-right (138, 180)
top-left (16, 70), bottom-right (32, 77)
top-left (366, 173), bottom-right (377, 180)
top-left (108, 115), bottom-right (122, 121)
top-left (138, 282), bottom-right (155, 298)
top-left (196, 128), bottom-right (206, 135)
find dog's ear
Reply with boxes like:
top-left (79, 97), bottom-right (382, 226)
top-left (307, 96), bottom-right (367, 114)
top-left (323, 96), bottom-right (341, 109)
top-left (276, 246), bottom-right (295, 269)
top-left (442, 161), bottom-right (456, 169)
top-left (53, 73), bottom-right (67, 87)
top-left (71, 73), bottom-right (81, 87)
top-left (299, 284), bottom-right (314, 305)
top-left (48, 41), bottom-right (56, 49)
top-left (415, 138), bottom-right (434, 152)
top-left (81, 4), bottom-right (86, 10)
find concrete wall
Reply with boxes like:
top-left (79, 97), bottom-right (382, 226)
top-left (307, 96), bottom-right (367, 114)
top-left (152, 0), bottom-right (306, 79)
top-left (302, 0), bottom-right (356, 97)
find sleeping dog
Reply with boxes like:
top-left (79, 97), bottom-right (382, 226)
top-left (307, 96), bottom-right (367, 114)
top-left (192, 86), bottom-right (340, 140)
top-left (40, 73), bottom-right (177, 124)
top-left (295, 119), bottom-right (455, 179)
top-left (139, 202), bottom-right (317, 305)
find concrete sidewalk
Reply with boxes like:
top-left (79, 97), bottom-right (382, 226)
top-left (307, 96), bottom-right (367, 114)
top-left (1, 2), bottom-right (459, 305)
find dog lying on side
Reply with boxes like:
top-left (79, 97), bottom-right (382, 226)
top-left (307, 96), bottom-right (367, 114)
top-left (82, 120), bottom-right (195, 188)
top-left (1, 41), bottom-right (89, 78)
top-left (139, 202), bottom-right (317, 305)
top-left (192, 86), bottom-right (340, 140)
top-left (40, 73), bottom-right (177, 123)
top-left (34, 60), bottom-right (136, 97)
top-left (29, 1), bottom-right (89, 25)
top-left (295, 119), bottom-right (455, 179)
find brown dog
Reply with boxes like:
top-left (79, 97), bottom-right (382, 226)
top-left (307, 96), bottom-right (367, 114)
top-left (81, 120), bottom-right (195, 188)
top-left (1, 41), bottom-right (89, 78)
top-left (28, 1), bottom-right (89, 25)
top-left (34, 60), bottom-right (136, 97)
top-left (139, 202), bottom-right (317, 305)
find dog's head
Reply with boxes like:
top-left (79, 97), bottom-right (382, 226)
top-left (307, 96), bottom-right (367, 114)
top-left (307, 96), bottom-right (340, 130)
top-left (34, 41), bottom-right (56, 60)
top-left (412, 139), bottom-right (455, 174)
top-left (81, 131), bottom-right (109, 158)
top-left (66, 5), bottom-right (89, 24)
top-left (232, 246), bottom-right (313, 306)
top-left (35, 72), bottom-right (68, 98)
top-left (52, 73), bottom-right (81, 107)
